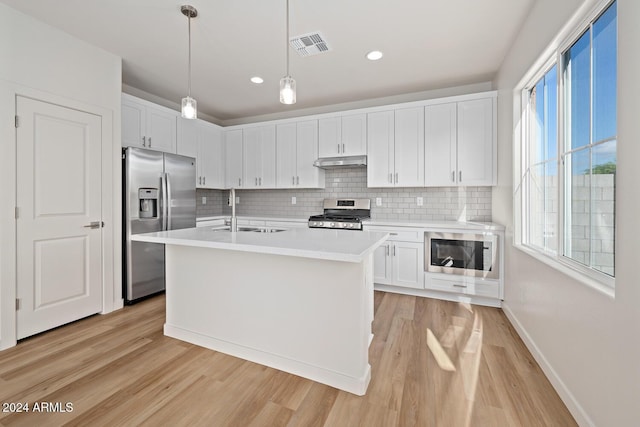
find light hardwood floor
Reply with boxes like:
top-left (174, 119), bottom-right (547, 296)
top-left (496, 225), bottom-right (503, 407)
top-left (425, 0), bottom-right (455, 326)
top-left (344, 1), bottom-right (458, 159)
top-left (0, 292), bottom-right (576, 426)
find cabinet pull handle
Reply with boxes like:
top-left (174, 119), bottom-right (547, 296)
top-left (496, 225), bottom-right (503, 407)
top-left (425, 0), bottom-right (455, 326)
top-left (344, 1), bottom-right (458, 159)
top-left (393, 245), bottom-right (396, 256)
top-left (203, 177), bottom-right (206, 185)
top-left (342, 143), bottom-right (345, 153)
top-left (142, 136), bottom-right (146, 147)
top-left (452, 171), bottom-right (455, 182)
top-left (453, 284), bottom-right (467, 288)
top-left (292, 176), bottom-right (295, 185)
top-left (296, 176), bottom-right (299, 185)
top-left (395, 172), bottom-right (398, 183)
top-left (259, 177), bottom-right (262, 186)
top-left (389, 232), bottom-right (398, 236)
top-left (198, 177), bottom-right (201, 185)
top-left (238, 178), bottom-right (241, 186)
top-left (255, 177), bottom-right (258, 186)
top-left (459, 171), bottom-right (462, 182)
top-left (148, 137), bottom-right (151, 147)
top-left (337, 143), bottom-right (341, 154)
top-left (386, 245), bottom-right (389, 256)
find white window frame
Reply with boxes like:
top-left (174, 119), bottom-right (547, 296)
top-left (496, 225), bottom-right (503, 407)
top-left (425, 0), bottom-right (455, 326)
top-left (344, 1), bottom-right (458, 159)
top-left (514, 0), bottom-right (616, 296)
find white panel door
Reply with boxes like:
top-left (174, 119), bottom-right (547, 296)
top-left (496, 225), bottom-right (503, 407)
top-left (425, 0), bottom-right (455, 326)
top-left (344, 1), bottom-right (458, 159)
top-left (457, 98), bottom-right (494, 186)
top-left (16, 96), bottom-right (103, 339)
top-left (425, 103), bottom-right (457, 186)
top-left (366, 111), bottom-right (394, 188)
top-left (225, 129), bottom-right (243, 188)
top-left (276, 123), bottom-right (297, 188)
top-left (394, 107), bottom-right (424, 187)
top-left (392, 242), bottom-right (424, 289)
top-left (296, 120), bottom-right (322, 187)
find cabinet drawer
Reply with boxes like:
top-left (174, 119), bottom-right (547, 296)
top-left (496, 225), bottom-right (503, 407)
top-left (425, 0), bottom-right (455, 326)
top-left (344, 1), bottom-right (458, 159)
top-left (425, 275), bottom-right (500, 299)
top-left (364, 226), bottom-right (423, 243)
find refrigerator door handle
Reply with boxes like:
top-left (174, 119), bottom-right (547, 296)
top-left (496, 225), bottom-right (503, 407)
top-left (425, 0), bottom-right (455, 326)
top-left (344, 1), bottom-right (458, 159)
top-left (161, 172), bottom-right (168, 231)
top-left (165, 172), bottom-right (172, 230)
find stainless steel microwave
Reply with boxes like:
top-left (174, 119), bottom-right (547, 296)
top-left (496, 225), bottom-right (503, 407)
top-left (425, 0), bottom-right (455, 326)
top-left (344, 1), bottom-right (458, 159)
top-left (425, 231), bottom-right (499, 279)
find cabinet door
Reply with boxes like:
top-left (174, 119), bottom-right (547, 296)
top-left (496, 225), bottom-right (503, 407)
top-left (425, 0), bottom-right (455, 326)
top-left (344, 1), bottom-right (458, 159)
top-left (341, 113), bottom-right (367, 155)
top-left (199, 122), bottom-right (224, 189)
top-left (224, 129), bottom-right (243, 188)
top-left (366, 111), bottom-right (395, 188)
top-left (122, 98), bottom-right (145, 148)
top-left (373, 244), bottom-right (393, 285)
top-left (146, 105), bottom-right (177, 153)
top-left (425, 103), bottom-right (457, 186)
top-left (296, 120), bottom-right (323, 188)
top-left (244, 125), bottom-right (276, 188)
top-left (318, 116), bottom-right (341, 158)
top-left (457, 98), bottom-right (495, 186)
top-left (394, 107), bottom-right (424, 187)
top-left (276, 123), bottom-right (297, 188)
top-left (177, 118), bottom-right (198, 159)
top-left (392, 241), bottom-right (424, 289)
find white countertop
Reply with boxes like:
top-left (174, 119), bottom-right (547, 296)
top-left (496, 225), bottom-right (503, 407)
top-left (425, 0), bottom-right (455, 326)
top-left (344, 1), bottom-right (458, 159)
top-left (132, 227), bottom-right (389, 263)
top-left (196, 215), bottom-right (504, 231)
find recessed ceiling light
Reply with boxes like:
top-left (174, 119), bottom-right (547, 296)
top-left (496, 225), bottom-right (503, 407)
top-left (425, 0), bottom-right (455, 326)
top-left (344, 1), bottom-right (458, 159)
top-left (366, 50), bottom-right (383, 61)
top-left (250, 76), bottom-right (264, 84)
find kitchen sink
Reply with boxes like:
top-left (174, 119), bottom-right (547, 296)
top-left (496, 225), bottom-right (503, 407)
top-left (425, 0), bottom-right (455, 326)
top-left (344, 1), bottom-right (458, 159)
top-left (211, 226), bottom-right (286, 233)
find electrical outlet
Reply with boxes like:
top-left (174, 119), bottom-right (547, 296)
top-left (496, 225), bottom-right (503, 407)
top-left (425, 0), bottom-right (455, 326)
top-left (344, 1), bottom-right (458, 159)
top-left (202, 196), bottom-right (207, 205)
top-left (235, 196), bottom-right (240, 204)
top-left (291, 196), bottom-right (297, 205)
top-left (376, 197), bottom-right (382, 206)
top-left (416, 197), bottom-right (423, 206)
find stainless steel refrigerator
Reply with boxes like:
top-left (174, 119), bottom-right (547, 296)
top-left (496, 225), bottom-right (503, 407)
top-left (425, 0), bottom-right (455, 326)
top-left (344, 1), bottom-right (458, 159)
top-left (123, 147), bottom-right (196, 303)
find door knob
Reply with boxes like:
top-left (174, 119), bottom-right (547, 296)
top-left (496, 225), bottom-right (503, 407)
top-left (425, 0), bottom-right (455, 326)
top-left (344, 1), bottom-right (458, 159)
top-left (83, 221), bottom-right (103, 229)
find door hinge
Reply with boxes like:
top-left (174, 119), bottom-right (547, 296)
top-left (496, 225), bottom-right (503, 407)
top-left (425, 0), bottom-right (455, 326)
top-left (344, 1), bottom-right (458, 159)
top-left (14, 115), bottom-right (19, 128)
top-left (16, 298), bottom-right (20, 310)
top-left (14, 207), bottom-right (19, 219)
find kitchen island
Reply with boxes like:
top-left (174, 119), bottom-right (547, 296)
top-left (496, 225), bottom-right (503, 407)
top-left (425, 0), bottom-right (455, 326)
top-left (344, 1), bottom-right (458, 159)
top-left (131, 227), bottom-right (388, 395)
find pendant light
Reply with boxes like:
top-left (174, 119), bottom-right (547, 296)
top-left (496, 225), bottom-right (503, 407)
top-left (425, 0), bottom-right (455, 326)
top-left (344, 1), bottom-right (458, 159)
top-left (279, 0), bottom-right (296, 104)
top-left (181, 5), bottom-right (198, 119)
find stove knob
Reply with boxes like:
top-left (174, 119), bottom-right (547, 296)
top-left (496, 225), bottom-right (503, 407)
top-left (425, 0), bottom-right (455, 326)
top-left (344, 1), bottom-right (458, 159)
top-left (329, 222), bottom-right (335, 227)
top-left (348, 223), bottom-right (354, 228)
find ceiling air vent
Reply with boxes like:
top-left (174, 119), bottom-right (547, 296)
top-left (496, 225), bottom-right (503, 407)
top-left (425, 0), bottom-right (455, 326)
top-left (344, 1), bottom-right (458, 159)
top-left (289, 32), bottom-right (331, 57)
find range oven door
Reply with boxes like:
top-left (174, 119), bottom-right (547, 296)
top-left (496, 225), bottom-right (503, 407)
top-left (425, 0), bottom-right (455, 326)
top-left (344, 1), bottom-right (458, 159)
top-left (425, 231), bottom-right (499, 279)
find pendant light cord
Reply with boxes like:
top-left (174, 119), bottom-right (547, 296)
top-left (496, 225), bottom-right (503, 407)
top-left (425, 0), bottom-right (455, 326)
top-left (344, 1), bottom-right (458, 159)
top-left (188, 12), bottom-right (192, 98)
top-left (286, 0), bottom-right (290, 77)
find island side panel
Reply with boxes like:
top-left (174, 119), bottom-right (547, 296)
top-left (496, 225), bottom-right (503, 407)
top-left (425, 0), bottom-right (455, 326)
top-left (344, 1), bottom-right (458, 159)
top-left (164, 244), bottom-right (373, 395)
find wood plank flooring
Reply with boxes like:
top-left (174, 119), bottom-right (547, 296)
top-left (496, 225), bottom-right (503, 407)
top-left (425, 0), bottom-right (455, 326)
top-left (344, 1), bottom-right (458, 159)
top-left (0, 292), bottom-right (576, 426)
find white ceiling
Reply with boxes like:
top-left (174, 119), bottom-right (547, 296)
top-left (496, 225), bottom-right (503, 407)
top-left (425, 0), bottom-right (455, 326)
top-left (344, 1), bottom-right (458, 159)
top-left (2, 0), bottom-right (534, 122)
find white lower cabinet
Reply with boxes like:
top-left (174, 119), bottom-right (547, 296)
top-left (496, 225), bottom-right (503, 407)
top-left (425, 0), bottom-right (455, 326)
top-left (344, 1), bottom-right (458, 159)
top-left (424, 274), bottom-right (501, 300)
top-left (367, 226), bottom-right (424, 289)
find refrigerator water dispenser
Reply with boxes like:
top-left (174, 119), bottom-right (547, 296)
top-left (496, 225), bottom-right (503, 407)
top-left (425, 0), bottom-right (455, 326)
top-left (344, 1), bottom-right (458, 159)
top-left (138, 188), bottom-right (159, 219)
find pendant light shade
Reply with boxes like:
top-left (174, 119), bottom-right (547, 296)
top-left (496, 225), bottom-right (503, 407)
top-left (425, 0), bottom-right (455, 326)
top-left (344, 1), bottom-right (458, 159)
top-left (181, 5), bottom-right (198, 119)
top-left (280, 0), bottom-right (296, 105)
top-left (280, 76), bottom-right (296, 105)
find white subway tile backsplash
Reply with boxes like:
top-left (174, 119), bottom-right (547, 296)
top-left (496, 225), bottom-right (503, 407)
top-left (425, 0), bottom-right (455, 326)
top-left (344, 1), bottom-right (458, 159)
top-left (197, 167), bottom-right (492, 221)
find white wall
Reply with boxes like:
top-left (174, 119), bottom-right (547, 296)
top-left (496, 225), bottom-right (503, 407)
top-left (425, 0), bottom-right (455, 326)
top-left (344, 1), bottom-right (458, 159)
top-left (0, 3), bottom-right (122, 350)
top-left (493, 0), bottom-right (640, 425)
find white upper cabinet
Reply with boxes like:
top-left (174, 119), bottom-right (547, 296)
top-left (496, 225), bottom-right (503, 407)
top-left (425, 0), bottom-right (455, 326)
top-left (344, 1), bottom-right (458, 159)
top-left (367, 107), bottom-right (424, 187)
top-left (276, 120), bottom-right (325, 188)
top-left (318, 113), bottom-right (366, 157)
top-left (425, 97), bottom-right (496, 186)
top-left (224, 129), bottom-right (243, 188)
top-left (178, 119), bottom-right (224, 188)
top-left (243, 125), bottom-right (276, 189)
top-left (122, 94), bottom-right (177, 153)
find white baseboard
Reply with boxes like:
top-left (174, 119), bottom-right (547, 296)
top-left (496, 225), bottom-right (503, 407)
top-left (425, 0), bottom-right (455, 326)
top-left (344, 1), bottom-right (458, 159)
top-left (502, 303), bottom-right (594, 427)
top-left (374, 284), bottom-right (502, 308)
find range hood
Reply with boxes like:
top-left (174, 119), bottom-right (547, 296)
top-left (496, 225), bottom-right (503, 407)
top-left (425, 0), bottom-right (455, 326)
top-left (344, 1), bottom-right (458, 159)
top-left (313, 155), bottom-right (367, 169)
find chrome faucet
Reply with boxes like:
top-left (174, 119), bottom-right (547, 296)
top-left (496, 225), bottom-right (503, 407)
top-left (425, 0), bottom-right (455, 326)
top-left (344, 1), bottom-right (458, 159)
top-left (229, 188), bottom-right (237, 232)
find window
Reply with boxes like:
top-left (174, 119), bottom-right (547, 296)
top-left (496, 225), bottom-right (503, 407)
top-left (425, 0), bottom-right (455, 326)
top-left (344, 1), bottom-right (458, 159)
top-left (520, 0), bottom-right (617, 286)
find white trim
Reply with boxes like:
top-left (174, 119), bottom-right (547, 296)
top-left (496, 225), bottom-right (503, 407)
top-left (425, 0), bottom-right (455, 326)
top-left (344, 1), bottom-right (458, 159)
top-left (374, 284), bottom-right (502, 308)
top-left (502, 303), bottom-right (595, 427)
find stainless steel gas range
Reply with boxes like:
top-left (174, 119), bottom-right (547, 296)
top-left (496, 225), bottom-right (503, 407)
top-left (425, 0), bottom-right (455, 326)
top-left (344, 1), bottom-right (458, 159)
top-left (308, 199), bottom-right (371, 230)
